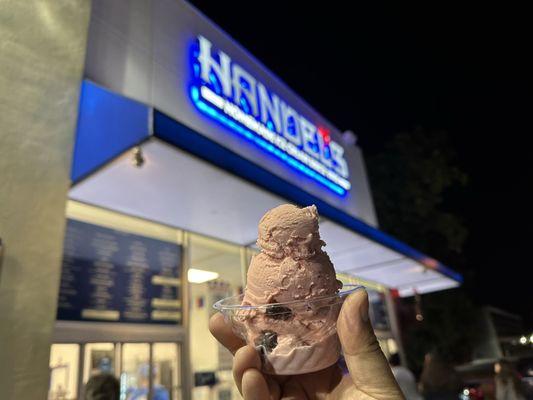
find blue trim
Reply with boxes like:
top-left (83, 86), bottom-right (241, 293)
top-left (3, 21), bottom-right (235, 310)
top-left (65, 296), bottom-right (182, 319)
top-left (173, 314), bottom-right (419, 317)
top-left (71, 80), bottom-right (150, 183)
top-left (188, 38), bottom-right (349, 197)
top-left (153, 110), bottom-right (462, 284)
top-left (189, 86), bottom-right (346, 195)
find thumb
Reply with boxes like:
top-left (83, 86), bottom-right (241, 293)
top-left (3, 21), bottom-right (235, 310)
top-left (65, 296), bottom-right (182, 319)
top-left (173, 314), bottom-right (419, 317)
top-left (337, 289), bottom-right (404, 400)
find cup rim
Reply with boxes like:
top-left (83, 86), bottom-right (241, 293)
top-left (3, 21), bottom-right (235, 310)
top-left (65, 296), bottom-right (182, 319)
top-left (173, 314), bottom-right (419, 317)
top-left (213, 283), bottom-right (364, 312)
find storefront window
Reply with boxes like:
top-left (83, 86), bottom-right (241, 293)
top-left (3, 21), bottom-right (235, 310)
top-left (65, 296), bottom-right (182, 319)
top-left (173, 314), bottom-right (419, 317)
top-left (153, 343), bottom-right (181, 400)
top-left (189, 234), bottom-right (245, 400)
top-left (83, 343), bottom-right (116, 383)
top-left (49, 344), bottom-right (80, 400)
top-left (121, 343), bottom-right (150, 399)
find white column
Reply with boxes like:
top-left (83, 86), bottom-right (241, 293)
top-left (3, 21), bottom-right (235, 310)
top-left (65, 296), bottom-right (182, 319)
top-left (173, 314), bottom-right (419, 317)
top-left (0, 1), bottom-right (91, 398)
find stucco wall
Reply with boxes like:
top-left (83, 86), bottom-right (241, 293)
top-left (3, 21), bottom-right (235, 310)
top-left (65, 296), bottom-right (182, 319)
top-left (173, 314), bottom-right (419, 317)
top-left (0, 1), bottom-right (91, 398)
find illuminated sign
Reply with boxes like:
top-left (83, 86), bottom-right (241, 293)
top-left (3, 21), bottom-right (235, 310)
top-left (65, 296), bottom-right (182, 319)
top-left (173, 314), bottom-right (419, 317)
top-left (189, 36), bottom-right (351, 195)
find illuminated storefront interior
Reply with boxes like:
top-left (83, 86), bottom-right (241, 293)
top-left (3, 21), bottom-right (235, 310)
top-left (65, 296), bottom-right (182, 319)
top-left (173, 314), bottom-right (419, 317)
top-left (49, 201), bottom-right (402, 400)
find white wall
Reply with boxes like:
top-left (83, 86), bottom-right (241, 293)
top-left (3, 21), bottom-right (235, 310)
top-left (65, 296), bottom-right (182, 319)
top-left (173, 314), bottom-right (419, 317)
top-left (189, 283), bottom-right (219, 372)
top-left (0, 1), bottom-right (91, 398)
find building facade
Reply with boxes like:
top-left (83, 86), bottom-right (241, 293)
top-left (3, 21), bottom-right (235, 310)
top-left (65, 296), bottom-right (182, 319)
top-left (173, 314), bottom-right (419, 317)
top-left (0, 1), bottom-right (462, 399)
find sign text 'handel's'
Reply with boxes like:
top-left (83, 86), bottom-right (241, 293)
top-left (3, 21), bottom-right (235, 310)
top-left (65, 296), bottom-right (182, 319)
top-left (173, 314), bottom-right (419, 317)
top-left (190, 36), bottom-right (351, 195)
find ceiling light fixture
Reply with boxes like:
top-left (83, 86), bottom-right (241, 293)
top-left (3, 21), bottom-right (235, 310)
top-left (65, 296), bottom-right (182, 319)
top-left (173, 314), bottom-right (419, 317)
top-left (188, 268), bottom-right (219, 283)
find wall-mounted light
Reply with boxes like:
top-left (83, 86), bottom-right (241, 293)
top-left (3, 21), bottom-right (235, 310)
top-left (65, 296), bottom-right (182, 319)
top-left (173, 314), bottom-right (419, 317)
top-left (414, 291), bottom-right (424, 322)
top-left (188, 268), bottom-right (219, 283)
top-left (132, 146), bottom-right (145, 167)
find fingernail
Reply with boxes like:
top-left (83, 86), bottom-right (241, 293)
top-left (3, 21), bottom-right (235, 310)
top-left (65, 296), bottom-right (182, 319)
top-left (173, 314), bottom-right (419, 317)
top-left (359, 290), bottom-right (369, 323)
top-left (342, 290), bottom-right (369, 328)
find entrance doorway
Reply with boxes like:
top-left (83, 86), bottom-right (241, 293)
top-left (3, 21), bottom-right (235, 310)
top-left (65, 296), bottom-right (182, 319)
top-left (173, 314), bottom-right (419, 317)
top-left (48, 341), bottom-right (181, 400)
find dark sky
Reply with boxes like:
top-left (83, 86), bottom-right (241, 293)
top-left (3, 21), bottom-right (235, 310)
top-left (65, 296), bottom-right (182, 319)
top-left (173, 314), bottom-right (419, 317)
top-left (189, 2), bottom-right (533, 325)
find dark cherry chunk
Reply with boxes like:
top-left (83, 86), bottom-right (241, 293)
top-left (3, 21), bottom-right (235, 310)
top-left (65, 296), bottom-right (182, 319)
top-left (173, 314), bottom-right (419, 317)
top-left (265, 305), bottom-right (293, 320)
top-left (258, 330), bottom-right (278, 353)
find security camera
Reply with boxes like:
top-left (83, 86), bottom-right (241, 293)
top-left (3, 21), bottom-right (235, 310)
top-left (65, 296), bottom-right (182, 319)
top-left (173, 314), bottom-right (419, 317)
top-left (132, 146), bottom-right (145, 167)
top-left (342, 130), bottom-right (357, 145)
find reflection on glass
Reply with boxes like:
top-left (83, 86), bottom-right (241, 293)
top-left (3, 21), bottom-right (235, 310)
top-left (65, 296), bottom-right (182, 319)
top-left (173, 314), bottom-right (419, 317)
top-left (49, 344), bottom-right (80, 400)
top-left (153, 343), bottom-right (180, 400)
top-left (83, 343), bottom-right (115, 383)
top-left (122, 343), bottom-right (150, 400)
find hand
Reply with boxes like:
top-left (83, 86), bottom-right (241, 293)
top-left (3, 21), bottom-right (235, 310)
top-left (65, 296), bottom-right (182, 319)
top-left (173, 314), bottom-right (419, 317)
top-left (209, 289), bottom-right (404, 400)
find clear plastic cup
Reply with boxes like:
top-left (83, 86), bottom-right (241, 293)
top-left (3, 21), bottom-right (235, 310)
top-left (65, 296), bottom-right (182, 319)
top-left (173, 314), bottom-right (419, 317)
top-left (213, 284), bottom-right (364, 375)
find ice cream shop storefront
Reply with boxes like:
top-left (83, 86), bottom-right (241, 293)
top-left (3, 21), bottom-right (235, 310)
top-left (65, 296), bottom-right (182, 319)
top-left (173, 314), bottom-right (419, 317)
top-left (47, 1), bottom-right (463, 399)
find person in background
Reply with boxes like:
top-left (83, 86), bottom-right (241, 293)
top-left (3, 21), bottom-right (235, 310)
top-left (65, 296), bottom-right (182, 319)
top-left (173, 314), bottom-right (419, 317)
top-left (419, 352), bottom-right (462, 400)
top-left (389, 353), bottom-right (423, 400)
top-left (494, 360), bottom-right (526, 400)
top-left (85, 373), bottom-right (120, 400)
top-left (127, 364), bottom-right (169, 400)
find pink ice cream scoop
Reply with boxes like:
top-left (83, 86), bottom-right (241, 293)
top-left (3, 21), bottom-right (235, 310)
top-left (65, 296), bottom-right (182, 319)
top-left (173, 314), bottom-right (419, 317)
top-left (244, 204), bottom-right (342, 305)
top-left (214, 204), bottom-right (362, 375)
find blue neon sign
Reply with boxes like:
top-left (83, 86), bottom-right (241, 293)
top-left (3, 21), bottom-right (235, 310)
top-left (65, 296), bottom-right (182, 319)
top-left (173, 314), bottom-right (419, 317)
top-left (189, 36), bottom-right (351, 195)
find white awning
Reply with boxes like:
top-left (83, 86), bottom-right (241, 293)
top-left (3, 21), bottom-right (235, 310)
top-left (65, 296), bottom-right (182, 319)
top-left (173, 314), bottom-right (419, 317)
top-left (69, 138), bottom-right (460, 296)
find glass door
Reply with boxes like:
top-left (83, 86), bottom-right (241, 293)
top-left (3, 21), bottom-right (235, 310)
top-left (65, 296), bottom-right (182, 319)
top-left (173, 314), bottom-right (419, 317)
top-left (49, 342), bottom-right (182, 400)
top-left (121, 342), bottom-right (181, 400)
top-left (153, 343), bottom-right (181, 400)
top-left (189, 234), bottom-right (245, 400)
top-left (121, 343), bottom-right (151, 399)
top-left (83, 343), bottom-right (116, 383)
top-left (48, 344), bottom-right (80, 400)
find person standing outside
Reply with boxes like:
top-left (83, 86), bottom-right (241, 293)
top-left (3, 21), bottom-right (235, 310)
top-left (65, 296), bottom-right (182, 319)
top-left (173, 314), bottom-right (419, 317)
top-left (494, 360), bottom-right (526, 400)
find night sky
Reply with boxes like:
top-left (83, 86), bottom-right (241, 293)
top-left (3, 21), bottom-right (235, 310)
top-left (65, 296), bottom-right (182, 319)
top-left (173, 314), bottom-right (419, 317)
top-left (189, 2), bottom-right (532, 326)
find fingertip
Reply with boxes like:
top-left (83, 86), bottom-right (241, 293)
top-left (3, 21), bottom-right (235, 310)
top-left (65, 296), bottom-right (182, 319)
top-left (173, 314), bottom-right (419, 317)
top-left (208, 312), bottom-right (224, 335)
top-left (209, 312), bottom-right (246, 355)
top-left (337, 290), bottom-right (402, 398)
top-left (234, 345), bottom-right (262, 371)
top-left (338, 288), bottom-right (376, 356)
top-left (339, 288), bottom-right (369, 326)
top-left (208, 312), bottom-right (229, 342)
top-left (346, 287), bottom-right (368, 309)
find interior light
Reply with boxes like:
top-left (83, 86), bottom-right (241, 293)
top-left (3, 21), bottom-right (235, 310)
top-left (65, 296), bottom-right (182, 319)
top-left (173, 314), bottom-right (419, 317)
top-left (188, 268), bottom-right (219, 283)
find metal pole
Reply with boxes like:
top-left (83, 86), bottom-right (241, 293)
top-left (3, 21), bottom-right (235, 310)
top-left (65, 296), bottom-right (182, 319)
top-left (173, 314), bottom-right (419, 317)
top-left (77, 343), bottom-right (85, 400)
top-left (181, 231), bottom-right (192, 400)
top-left (384, 289), bottom-right (407, 365)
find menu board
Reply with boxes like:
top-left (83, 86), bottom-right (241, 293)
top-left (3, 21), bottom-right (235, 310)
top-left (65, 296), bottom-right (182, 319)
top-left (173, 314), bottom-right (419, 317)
top-left (57, 219), bottom-right (182, 325)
